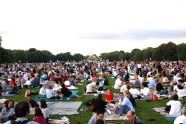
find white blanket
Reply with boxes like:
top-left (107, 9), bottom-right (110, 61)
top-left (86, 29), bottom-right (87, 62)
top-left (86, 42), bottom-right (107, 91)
top-left (47, 101), bottom-right (82, 115)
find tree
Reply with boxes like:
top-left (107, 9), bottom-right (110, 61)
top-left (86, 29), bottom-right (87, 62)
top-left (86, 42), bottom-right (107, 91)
top-left (12, 50), bottom-right (27, 62)
top-left (0, 48), bottom-right (13, 63)
top-left (153, 42), bottom-right (178, 61)
top-left (164, 42), bottom-right (178, 60)
top-left (28, 48), bottom-right (37, 52)
top-left (56, 52), bottom-right (73, 61)
top-left (124, 52), bottom-right (130, 60)
top-left (142, 47), bottom-right (154, 60)
top-left (177, 43), bottom-right (186, 60)
top-left (0, 36), bottom-right (2, 48)
top-left (73, 53), bottom-right (84, 61)
top-left (130, 49), bottom-right (142, 61)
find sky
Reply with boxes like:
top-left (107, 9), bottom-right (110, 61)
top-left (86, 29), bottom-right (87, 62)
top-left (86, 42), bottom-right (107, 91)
top-left (0, 0), bottom-right (186, 56)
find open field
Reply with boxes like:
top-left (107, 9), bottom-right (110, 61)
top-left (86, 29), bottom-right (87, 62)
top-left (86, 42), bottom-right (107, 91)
top-left (3, 77), bottom-right (174, 124)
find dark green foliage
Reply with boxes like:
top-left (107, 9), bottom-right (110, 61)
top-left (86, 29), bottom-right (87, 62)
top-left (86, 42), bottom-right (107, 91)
top-left (0, 48), bottom-right (14, 63)
top-left (177, 43), bottom-right (186, 60)
top-left (100, 42), bottom-right (186, 61)
top-left (152, 42), bottom-right (178, 61)
top-left (73, 53), bottom-right (85, 61)
top-left (0, 35), bottom-right (186, 63)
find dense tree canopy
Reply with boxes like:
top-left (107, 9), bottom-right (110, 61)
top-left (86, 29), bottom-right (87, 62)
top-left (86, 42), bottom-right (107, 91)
top-left (177, 43), bottom-right (186, 60)
top-left (100, 42), bottom-right (185, 61)
top-left (0, 37), bottom-right (185, 63)
top-left (0, 36), bottom-right (2, 48)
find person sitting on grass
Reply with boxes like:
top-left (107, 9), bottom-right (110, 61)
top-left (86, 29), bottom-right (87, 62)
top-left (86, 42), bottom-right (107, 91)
top-left (128, 84), bottom-right (141, 99)
top-left (33, 107), bottom-right (47, 124)
top-left (46, 85), bottom-right (60, 99)
top-left (104, 89), bottom-right (114, 103)
top-left (174, 108), bottom-right (186, 124)
top-left (59, 82), bottom-right (72, 99)
top-left (38, 100), bottom-right (49, 123)
top-left (92, 94), bottom-right (107, 114)
top-left (125, 90), bottom-right (136, 108)
top-left (88, 111), bottom-right (106, 124)
top-left (166, 94), bottom-right (182, 121)
top-left (0, 100), bottom-right (15, 123)
top-left (89, 94), bottom-right (107, 124)
top-left (5, 101), bottom-right (39, 124)
top-left (25, 90), bottom-right (39, 108)
top-left (109, 92), bottom-right (134, 116)
top-left (127, 110), bottom-right (143, 124)
top-left (39, 84), bottom-right (48, 98)
top-left (140, 82), bottom-right (150, 99)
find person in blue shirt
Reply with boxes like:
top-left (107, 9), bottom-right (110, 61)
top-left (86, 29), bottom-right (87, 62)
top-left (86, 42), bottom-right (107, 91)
top-left (148, 77), bottom-right (157, 88)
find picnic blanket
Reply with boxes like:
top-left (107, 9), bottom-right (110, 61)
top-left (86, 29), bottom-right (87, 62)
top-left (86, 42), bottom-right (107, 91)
top-left (49, 119), bottom-right (69, 124)
top-left (34, 90), bottom-right (79, 102)
top-left (83, 91), bottom-right (108, 96)
top-left (83, 93), bottom-right (104, 96)
top-left (49, 118), bottom-right (70, 124)
top-left (153, 107), bottom-right (167, 116)
top-left (105, 113), bottom-right (127, 121)
top-left (104, 109), bottom-right (127, 121)
top-left (2, 93), bottom-right (16, 97)
top-left (47, 101), bottom-right (82, 115)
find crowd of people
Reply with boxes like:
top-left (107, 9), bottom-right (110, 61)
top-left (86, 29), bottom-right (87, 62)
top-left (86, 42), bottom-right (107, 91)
top-left (0, 60), bottom-right (185, 123)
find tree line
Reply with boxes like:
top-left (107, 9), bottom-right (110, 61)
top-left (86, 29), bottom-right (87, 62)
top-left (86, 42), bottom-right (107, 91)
top-left (100, 42), bottom-right (186, 61)
top-left (0, 39), bottom-right (185, 63)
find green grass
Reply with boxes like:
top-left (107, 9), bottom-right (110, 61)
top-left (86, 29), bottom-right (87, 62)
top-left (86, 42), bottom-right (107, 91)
top-left (3, 77), bottom-right (175, 124)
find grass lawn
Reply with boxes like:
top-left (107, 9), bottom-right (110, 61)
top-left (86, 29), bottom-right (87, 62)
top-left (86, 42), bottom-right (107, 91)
top-left (3, 77), bottom-right (175, 124)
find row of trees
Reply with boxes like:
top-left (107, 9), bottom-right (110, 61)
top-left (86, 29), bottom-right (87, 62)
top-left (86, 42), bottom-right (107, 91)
top-left (100, 42), bottom-right (186, 61)
top-left (0, 48), bottom-right (85, 63)
top-left (0, 39), bottom-right (186, 63)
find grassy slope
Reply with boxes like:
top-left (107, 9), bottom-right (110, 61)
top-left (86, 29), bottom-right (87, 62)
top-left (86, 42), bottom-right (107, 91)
top-left (3, 77), bottom-right (174, 124)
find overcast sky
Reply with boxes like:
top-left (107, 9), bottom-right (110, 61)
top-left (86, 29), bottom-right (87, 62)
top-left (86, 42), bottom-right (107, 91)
top-left (0, 0), bottom-right (186, 55)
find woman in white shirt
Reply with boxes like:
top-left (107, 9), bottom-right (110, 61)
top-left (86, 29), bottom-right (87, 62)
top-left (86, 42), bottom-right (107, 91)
top-left (39, 84), bottom-right (47, 98)
top-left (114, 76), bottom-right (123, 89)
top-left (140, 82), bottom-right (150, 98)
top-left (128, 84), bottom-right (141, 99)
top-left (166, 94), bottom-right (182, 120)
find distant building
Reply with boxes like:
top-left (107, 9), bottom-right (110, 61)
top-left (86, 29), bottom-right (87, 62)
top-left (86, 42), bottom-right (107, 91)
top-left (86, 54), bottom-right (101, 61)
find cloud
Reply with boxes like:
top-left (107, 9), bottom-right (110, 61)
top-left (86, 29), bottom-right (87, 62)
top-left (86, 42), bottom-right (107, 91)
top-left (81, 30), bottom-right (186, 40)
top-left (0, 31), bottom-right (12, 35)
